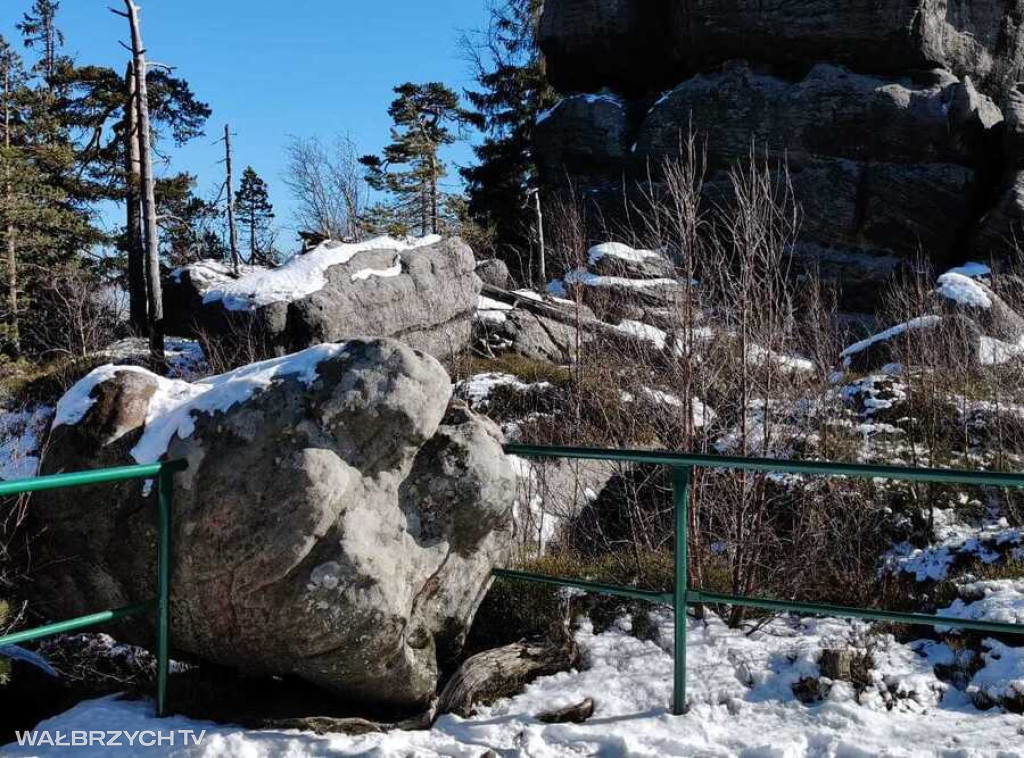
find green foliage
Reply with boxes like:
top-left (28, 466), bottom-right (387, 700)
top-left (234, 167), bottom-right (277, 265)
top-left (17, 0), bottom-right (64, 82)
top-left (359, 82), bottom-right (469, 236)
top-left (460, 0), bottom-right (556, 276)
top-left (155, 173), bottom-right (225, 267)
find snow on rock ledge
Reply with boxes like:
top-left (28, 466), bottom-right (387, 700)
top-left (163, 236), bottom-right (480, 360)
top-left (33, 338), bottom-right (516, 709)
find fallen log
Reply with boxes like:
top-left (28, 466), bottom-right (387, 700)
top-left (537, 697), bottom-right (595, 724)
top-left (436, 637), bottom-right (581, 718)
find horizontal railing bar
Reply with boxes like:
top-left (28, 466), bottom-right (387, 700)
top-left (687, 590), bottom-right (1024, 636)
top-left (504, 444), bottom-right (1024, 488)
top-left (492, 568), bottom-right (673, 605)
top-left (492, 572), bottom-right (1024, 638)
top-left (0, 460), bottom-right (188, 497)
top-left (0, 600), bottom-right (156, 647)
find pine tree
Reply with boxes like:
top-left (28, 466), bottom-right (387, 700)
top-left (155, 173), bottom-right (224, 268)
top-left (17, 0), bottom-right (65, 84)
top-left (359, 82), bottom-right (468, 236)
top-left (460, 0), bottom-right (555, 279)
top-left (0, 33), bottom-right (95, 356)
top-left (235, 166), bottom-right (276, 266)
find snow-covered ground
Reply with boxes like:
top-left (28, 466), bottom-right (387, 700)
top-left (9, 611), bottom-right (1024, 757)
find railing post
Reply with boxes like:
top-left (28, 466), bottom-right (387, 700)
top-left (156, 467), bottom-right (173, 717)
top-left (672, 465), bottom-right (691, 715)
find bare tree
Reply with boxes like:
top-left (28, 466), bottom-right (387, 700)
top-left (123, 61), bottom-right (147, 334)
top-left (283, 134), bottom-right (364, 241)
top-left (223, 124), bottom-right (240, 273)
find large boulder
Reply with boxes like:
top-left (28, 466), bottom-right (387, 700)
top-left (635, 64), bottom-right (981, 168)
top-left (538, 0), bottom-right (679, 96)
top-left (164, 236), bottom-right (482, 361)
top-left (31, 339), bottom-right (516, 710)
top-left (676, 0), bottom-right (1024, 100)
top-left (540, 0), bottom-right (1024, 100)
top-left (534, 93), bottom-right (631, 187)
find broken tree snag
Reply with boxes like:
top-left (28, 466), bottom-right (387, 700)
top-left (819, 649), bottom-right (853, 682)
top-left (123, 61), bottom-right (148, 335)
top-left (435, 637), bottom-right (581, 718)
top-left (121, 0), bottom-right (165, 361)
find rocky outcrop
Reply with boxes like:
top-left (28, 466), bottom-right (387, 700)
top-left (31, 339), bottom-right (516, 710)
top-left (840, 266), bottom-right (1024, 372)
top-left (164, 237), bottom-right (482, 361)
top-left (540, 0), bottom-right (1024, 101)
top-left (536, 0), bottom-right (1024, 311)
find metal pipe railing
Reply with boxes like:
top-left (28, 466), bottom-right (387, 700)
top-left (498, 443), bottom-right (1024, 715)
top-left (0, 459), bottom-right (187, 717)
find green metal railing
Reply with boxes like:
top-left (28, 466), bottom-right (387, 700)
top-left (0, 460), bottom-right (187, 717)
top-left (496, 443), bottom-right (1024, 715)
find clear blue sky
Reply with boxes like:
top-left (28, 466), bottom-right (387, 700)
top-left (1, 0), bottom-right (491, 244)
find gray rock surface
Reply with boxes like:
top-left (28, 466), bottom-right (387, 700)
top-left (476, 259), bottom-right (511, 289)
top-left (536, 0), bottom-right (1023, 310)
top-left (32, 339), bottom-right (516, 710)
top-left (636, 64), bottom-right (972, 167)
top-left (165, 238), bottom-right (481, 361)
top-left (538, 0), bottom-right (678, 95)
top-left (534, 94), bottom-right (631, 187)
top-left (540, 0), bottom-right (1024, 100)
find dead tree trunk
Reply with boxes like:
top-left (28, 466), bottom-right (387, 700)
top-left (122, 0), bottom-right (164, 361)
top-left (429, 149), bottom-right (438, 236)
top-left (124, 62), bottom-right (148, 335)
top-left (224, 124), bottom-right (240, 274)
top-left (533, 189), bottom-right (546, 286)
top-left (436, 636), bottom-right (580, 718)
top-left (3, 54), bottom-right (18, 356)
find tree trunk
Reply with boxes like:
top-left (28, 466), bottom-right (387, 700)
top-left (124, 0), bottom-right (164, 362)
top-left (436, 637), bottom-right (580, 718)
top-left (533, 190), bottom-right (545, 286)
top-left (3, 57), bottom-right (18, 356)
top-left (429, 149), bottom-right (439, 235)
top-left (124, 62), bottom-right (148, 335)
top-left (224, 124), bottom-right (240, 274)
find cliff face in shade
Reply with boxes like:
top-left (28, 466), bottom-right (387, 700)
top-left (535, 0), bottom-right (1024, 310)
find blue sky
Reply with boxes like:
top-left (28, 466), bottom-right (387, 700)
top-left (1, 0), bottom-right (491, 244)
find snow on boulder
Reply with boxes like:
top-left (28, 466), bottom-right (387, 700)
top-left (163, 236), bottom-right (481, 361)
top-left (587, 242), bottom-right (674, 280)
top-left (932, 272), bottom-right (1024, 343)
top-left (32, 339), bottom-right (516, 710)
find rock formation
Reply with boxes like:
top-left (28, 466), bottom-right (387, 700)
top-left (535, 0), bottom-right (1024, 309)
top-left (164, 236), bottom-right (482, 361)
top-left (31, 339), bottom-right (516, 710)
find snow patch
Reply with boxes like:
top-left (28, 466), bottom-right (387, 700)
top-left (936, 272), bottom-right (992, 309)
top-left (204, 235), bottom-right (440, 310)
top-left (945, 262), bottom-right (991, 279)
top-left (53, 344), bottom-right (350, 464)
top-left (350, 254), bottom-right (402, 282)
top-left (588, 242), bottom-right (662, 266)
top-left (840, 316), bottom-right (943, 363)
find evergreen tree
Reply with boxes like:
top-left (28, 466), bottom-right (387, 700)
top-left (17, 0), bottom-right (65, 84)
top-left (359, 82), bottom-right (468, 236)
top-left (0, 33), bottom-right (94, 356)
top-left (155, 173), bottom-right (223, 268)
top-left (460, 0), bottom-right (555, 279)
top-left (235, 166), bottom-right (276, 265)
